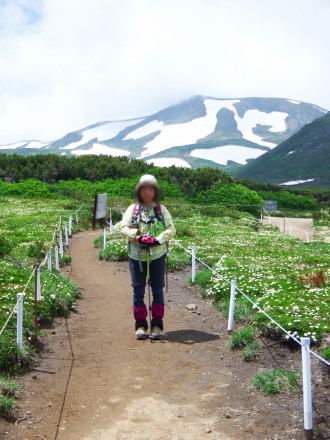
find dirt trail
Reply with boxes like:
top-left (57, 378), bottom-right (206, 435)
top-left (2, 231), bottom-right (309, 440)
top-left (263, 216), bottom-right (314, 240)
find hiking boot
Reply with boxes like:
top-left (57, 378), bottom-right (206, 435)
top-left (151, 326), bottom-right (162, 340)
top-left (135, 327), bottom-right (147, 340)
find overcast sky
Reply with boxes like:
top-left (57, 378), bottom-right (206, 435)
top-left (0, 0), bottom-right (329, 143)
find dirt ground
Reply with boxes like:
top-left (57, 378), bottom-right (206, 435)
top-left (0, 230), bottom-right (329, 440)
top-left (263, 217), bottom-right (315, 241)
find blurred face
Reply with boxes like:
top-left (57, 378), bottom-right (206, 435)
top-left (139, 184), bottom-right (157, 205)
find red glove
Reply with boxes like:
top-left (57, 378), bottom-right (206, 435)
top-left (138, 236), bottom-right (159, 247)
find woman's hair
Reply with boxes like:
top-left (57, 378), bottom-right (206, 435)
top-left (136, 185), bottom-right (160, 204)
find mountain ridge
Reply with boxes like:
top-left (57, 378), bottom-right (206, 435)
top-left (0, 96), bottom-right (327, 176)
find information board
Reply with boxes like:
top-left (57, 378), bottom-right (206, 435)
top-left (95, 194), bottom-right (107, 220)
top-left (263, 200), bottom-right (278, 211)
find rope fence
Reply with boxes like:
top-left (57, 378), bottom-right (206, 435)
top-left (171, 237), bottom-right (329, 436)
top-left (0, 205), bottom-right (84, 344)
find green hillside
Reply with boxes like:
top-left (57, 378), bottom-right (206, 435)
top-left (235, 113), bottom-right (330, 189)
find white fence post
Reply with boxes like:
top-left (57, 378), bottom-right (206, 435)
top-left (65, 224), bottom-right (69, 247)
top-left (69, 215), bottom-right (73, 236)
top-left (280, 220), bottom-right (283, 233)
top-left (228, 279), bottom-right (237, 333)
top-left (301, 337), bottom-right (313, 437)
top-left (47, 251), bottom-right (52, 272)
top-left (76, 212), bottom-right (79, 225)
top-left (268, 215), bottom-right (271, 225)
top-left (37, 267), bottom-right (41, 300)
top-left (289, 224), bottom-right (292, 236)
top-left (17, 293), bottom-right (23, 350)
top-left (55, 246), bottom-right (60, 270)
top-left (103, 228), bottom-right (107, 249)
top-left (59, 231), bottom-right (64, 257)
top-left (305, 231), bottom-right (310, 242)
top-left (191, 246), bottom-right (196, 283)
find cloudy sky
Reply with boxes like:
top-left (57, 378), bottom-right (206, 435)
top-left (0, 0), bottom-right (329, 143)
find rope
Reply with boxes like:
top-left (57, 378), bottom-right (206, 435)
top-left (172, 238), bottom-right (330, 367)
top-left (0, 266), bottom-right (35, 336)
top-left (0, 204), bottom-right (84, 338)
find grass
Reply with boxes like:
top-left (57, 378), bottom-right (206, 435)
top-left (252, 368), bottom-right (300, 396)
top-left (0, 376), bottom-right (19, 418)
top-left (0, 396), bottom-right (16, 418)
top-left (229, 326), bottom-right (257, 349)
top-left (0, 197), bottom-right (86, 374)
top-left (189, 268), bottom-right (213, 287)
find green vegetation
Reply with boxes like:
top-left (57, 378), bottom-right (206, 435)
top-left (229, 326), bottom-right (260, 361)
top-left (252, 368), bottom-right (300, 396)
top-left (0, 376), bottom-right (19, 418)
top-left (323, 347), bottom-right (330, 361)
top-left (229, 326), bottom-right (257, 349)
top-left (189, 269), bottom-right (213, 287)
top-left (0, 197), bottom-right (86, 373)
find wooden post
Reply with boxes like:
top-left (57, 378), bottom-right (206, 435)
top-left (93, 195), bottom-right (97, 230)
top-left (34, 264), bottom-right (39, 349)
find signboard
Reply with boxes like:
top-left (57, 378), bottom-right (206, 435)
top-left (95, 194), bottom-right (107, 219)
top-left (263, 200), bottom-right (278, 211)
top-left (93, 194), bottom-right (107, 228)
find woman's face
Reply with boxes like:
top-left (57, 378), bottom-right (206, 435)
top-left (139, 184), bottom-right (156, 204)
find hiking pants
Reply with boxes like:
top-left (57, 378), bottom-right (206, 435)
top-left (129, 254), bottom-right (166, 330)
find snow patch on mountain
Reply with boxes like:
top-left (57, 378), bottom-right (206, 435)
top-left (288, 99), bottom-right (300, 104)
top-left (0, 140), bottom-right (46, 149)
top-left (280, 178), bottom-right (315, 186)
top-left (61, 119), bottom-right (143, 150)
top-left (126, 99), bottom-right (240, 158)
top-left (25, 141), bottom-right (46, 148)
top-left (73, 143), bottom-right (130, 156)
top-left (146, 157), bottom-right (191, 168)
top-left (0, 141), bottom-right (28, 149)
top-left (191, 145), bottom-right (266, 165)
top-left (235, 110), bottom-right (287, 148)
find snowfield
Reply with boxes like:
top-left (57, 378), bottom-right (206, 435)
top-left (280, 178), bottom-right (315, 186)
top-left (190, 145), bottom-right (266, 165)
top-left (127, 100), bottom-right (238, 158)
top-left (124, 98), bottom-right (288, 157)
top-left (146, 157), bottom-right (191, 168)
top-left (235, 109), bottom-right (287, 148)
top-left (0, 141), bottom-right (29, 149)
top-left (0, 140), bottom-right (46, 149)
top-left (61, 119), bottom-right (143, 150)
top-left (73, 143), bottom-right (130, 157)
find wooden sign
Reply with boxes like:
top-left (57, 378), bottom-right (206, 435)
top-left (93, 194), bottom-right (107, 229)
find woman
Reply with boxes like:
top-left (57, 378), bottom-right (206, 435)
top-left (120, 175), bottom-right (176, 340)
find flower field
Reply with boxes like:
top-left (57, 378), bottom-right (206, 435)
top-left (0, 197), bottom-right (88, 372)
top-left (101, 208), bottom-right (329, 343)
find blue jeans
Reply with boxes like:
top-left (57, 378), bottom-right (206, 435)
top-left (129, 254), bottom-right (165, 307)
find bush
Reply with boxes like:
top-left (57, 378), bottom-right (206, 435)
top-left (27, 239), bottom-right (46, 262)
top-left (252, 368), bottom-right (299, 396)
top-left (0, 396), bottom-right (16, 418)
top-left (190, 269), bottom-right (213, 287)
top-left (176, 225), bottom-right (196, 238)
top-left (323, 347), bottom-right (330, 361)
top-left (60, 255), bottom-right (72, 266)
top-left (99, 242), bottom-right (128, 261)
top-left (229, 326), bottom-right (257, 350)
top-left (0, 376), bottom-right (19, 397)
top-left (242, 341), bottom-right (260, 362)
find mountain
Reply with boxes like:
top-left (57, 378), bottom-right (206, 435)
top-left (234, 112), bottom-right (330, 189)
top-left (0, 96), bottom-right (327, 172)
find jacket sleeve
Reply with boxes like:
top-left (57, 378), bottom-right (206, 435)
top-left (120, 204), bottom-right (137, 241)
top-left (156, 205), bottom-right (176, 245)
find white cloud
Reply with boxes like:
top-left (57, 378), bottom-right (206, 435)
top-left (0, 0), bottom-right (329, 143)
